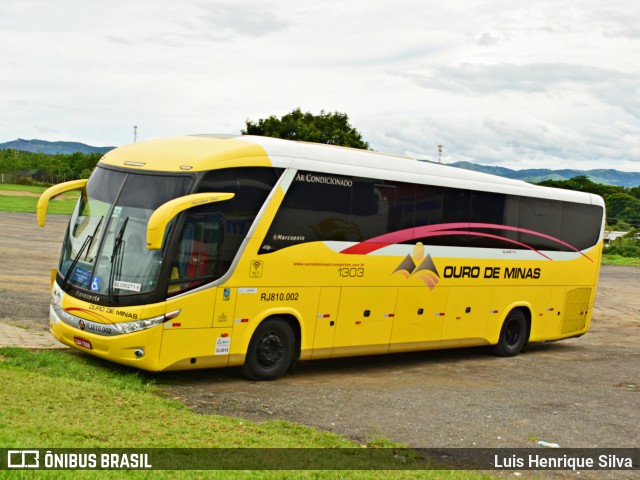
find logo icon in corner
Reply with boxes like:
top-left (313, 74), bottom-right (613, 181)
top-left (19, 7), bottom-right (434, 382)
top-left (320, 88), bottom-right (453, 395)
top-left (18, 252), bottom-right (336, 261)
top-left (78, 319), bottom-right (86, 330)
top-left (392, 243), bottom-right (440, 290)
top-left (7, 450), bottom-right (39, 468)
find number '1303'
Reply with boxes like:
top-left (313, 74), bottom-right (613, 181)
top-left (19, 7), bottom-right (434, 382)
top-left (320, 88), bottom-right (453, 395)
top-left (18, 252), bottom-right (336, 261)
top-left (338, 267), bottom-right (364, 278)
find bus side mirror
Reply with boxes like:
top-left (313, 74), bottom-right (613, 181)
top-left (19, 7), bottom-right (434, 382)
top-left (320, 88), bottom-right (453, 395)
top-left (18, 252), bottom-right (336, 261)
top-left (37, 179), bottom-right (88, 227)
top-left (146, 192), bottom-right (235, 250)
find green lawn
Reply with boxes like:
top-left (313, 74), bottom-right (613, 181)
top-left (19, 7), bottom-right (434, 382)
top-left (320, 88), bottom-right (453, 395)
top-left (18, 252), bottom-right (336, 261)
top-left (0, 183), bottom-right (51, 194)
top-left (0, 348), bottom-right (494, 479)
top-left (0, 195), bottom-right (77, 214)
top-left (0, 183), bottom-right (78, 214)
top-left (601, 254), bottom-right (640, 266)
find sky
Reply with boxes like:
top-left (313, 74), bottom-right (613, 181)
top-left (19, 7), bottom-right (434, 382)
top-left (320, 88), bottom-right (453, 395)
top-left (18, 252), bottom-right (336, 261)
top-left (1, 0), bottom-right (639, 171)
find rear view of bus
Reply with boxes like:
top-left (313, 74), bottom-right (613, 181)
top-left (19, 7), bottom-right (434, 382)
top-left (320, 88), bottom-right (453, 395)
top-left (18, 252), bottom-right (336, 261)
top-left (37, 135), bottom-right (605, 379)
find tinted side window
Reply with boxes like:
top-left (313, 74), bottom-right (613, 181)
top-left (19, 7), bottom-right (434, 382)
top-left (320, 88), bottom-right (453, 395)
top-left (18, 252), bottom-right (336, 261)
top-left (469, 191), bottom-right (519, 249)
top-left (414, 184), bottom-right (443, 229)
top-left (260, 172), bottom-right (361, 253)
top-left (561, 203), bottom-right (603, 251)
top-left (413, 185), bottom-right (470, 247)
top-left (259, 169), bottom-right (602, 254)
top-left (168, 167), bottom-right (282, 290)
top-left (198, 167), bottom-right (282, 238)
top-left (168, 211), bottom-right (224, 295)
top-left (518, 197), bottom-right (563, 251)
top-left (379, 181), bottom-right (416, 234)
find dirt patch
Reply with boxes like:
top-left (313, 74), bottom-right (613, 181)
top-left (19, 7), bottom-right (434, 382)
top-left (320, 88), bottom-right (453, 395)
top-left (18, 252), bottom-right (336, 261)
top-left (1, 212), bottom-right (638, 477)
top-left (0, 189), bottom-right (74, 199)
top-left (0, 190), bottom-right (41, 197)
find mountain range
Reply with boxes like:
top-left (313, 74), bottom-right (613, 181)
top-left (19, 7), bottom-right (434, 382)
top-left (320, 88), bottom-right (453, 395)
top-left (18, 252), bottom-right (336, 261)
top-left (1, 138), bottom-right (638, 187)
top-left (0, 139), bottom-right (114, 155)
top-left (445, 161), bottom-right (640, 188)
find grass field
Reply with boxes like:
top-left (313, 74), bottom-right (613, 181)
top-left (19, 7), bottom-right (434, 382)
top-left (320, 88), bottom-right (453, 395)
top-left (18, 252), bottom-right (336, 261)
top-left (601, 254), bottom-right (640, 266)
top-left (0, 183), bottom-right (78, 214)
top-left (0, 348), bottom-right (492, 479)
top-left (0, 183), bottom-right (52, 194)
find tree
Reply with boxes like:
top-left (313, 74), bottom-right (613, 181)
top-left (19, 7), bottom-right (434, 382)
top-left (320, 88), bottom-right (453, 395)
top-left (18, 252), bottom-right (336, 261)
top-left (537, 176), bottom-right (640, 228)
top-left (242, 108), bottom-right (370, 149)
top-left (0, 149), bottom-right (101, 184)
top-left (606, 193), bottom-right (640, 223)
top-left (605, 228), bottom-right (640, 257)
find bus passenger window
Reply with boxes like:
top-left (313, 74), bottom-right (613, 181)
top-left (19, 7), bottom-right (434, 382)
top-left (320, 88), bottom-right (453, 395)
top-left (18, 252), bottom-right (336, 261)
top-left (168, 211), bottom-right (224, 295)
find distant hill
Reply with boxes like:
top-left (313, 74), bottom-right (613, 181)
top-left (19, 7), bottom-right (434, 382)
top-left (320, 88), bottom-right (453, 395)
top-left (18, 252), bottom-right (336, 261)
top-left (0, 139), bottom-right (115, 155)
top-left (3, 138), bottom-right (639, 187)
top-left (446, 161), bottom-right (640, 188)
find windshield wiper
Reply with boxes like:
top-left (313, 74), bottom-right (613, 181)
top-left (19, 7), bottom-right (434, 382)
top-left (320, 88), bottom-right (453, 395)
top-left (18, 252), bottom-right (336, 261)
top-left (108, 216), bottom-right (129, 304)
top-left (60, 216), bottom-right (104, 291)
top-left (83, 216), bottom-right (103, 261)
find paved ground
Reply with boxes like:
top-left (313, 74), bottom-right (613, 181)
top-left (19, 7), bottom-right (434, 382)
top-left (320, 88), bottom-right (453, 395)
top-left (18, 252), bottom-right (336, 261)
top-left (0, 212), bottom-right (69, 349)
top-left (0, 321), bottom-right (65, 348)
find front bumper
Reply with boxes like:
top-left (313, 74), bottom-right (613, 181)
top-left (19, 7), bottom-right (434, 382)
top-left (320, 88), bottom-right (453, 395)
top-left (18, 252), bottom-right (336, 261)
top-left (50, 305), bottom-right (163, 371)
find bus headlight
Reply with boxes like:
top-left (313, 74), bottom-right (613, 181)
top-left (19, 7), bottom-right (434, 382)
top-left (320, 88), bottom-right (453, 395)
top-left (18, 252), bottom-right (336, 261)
top-left (111, 310), bottom-right (181, 334)
top-left (112, 315), bottom-right (165, 334)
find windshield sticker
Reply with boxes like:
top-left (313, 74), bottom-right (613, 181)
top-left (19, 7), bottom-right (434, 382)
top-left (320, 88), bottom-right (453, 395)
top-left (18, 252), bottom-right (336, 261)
top-left (70, 267), bottom-right (92, 287)
top-left (113, 280), bottom-right (142, 292)
top-left (90, 276), bottom-right (102, 292)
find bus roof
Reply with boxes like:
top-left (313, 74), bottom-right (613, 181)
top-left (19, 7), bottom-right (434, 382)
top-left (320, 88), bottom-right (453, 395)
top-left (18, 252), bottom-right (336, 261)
top-left (99, 134), bottom-right (604, 207)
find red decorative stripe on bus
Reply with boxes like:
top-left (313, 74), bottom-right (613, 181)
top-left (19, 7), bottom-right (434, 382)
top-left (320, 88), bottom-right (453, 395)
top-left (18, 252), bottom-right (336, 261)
top-left (64, 307), bottom-right (110, 322)
top-left (340, 222), bottom-right (592, 261)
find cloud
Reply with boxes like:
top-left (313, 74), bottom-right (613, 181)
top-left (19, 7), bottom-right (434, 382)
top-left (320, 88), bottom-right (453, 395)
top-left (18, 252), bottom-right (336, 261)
top-left (395, 63), bottom-right (640, 119)
top-left (106, 35), bottom-right (136, 46)
top-left (362, 113), bottom-right (640, 171)
top-left (1, 0), bottom-right (638, 172)
top-left (193, 1), bottom-right (290, 40)
top-left (399, 63), bottom-right (625, 94)
top-left (591, 8), bottom-right (640, 39)
top-left (474, 31), bottom-right (505, 46)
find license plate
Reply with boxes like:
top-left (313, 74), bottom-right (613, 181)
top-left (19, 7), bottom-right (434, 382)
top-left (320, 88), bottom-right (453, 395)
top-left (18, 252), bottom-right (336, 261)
top-left (74, 336), bottom-right (92, 349)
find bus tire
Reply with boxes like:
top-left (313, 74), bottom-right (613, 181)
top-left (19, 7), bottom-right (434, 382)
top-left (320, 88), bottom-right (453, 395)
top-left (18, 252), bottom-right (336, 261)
top-left (241, 318), bottom-right (295, 380)
top-left (492, 309), bottom-right (527, 357)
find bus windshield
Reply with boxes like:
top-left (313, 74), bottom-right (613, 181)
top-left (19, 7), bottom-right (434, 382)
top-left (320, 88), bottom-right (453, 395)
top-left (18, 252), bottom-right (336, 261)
top-left (60, 167), bottom-right (192, 298)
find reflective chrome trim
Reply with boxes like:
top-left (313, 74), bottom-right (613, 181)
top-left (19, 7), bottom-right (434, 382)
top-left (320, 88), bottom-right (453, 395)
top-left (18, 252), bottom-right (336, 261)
top-left (50, 303), bottom-right (170, 337)
top-left (50, 304), bottom-right (123, 336)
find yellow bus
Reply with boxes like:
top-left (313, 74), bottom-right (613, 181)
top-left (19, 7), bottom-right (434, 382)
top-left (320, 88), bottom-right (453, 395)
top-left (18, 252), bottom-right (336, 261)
top-left (37, 135), bottom-right (605, 380)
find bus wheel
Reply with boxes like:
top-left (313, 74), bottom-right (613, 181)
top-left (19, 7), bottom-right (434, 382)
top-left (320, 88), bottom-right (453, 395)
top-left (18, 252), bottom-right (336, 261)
top-left (241, 318), bottom-right (295, 380)
top-left (492, 309), bottom-right (527, 357)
